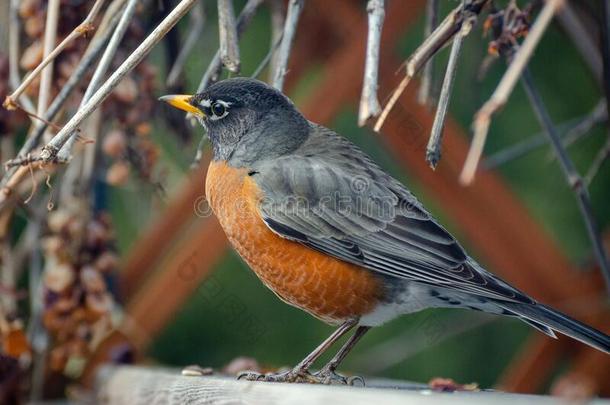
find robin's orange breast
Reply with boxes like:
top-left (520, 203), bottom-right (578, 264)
top-left (205, 160), bottom-right (384, 325)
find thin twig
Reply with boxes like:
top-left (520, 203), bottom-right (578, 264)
top-left (271, 0), bottom-right (304, 91)
top-left (483, 113), bottom-right (593, 169)
top-left (268, 0), bottom-right (286, 83)
top-left (3, 0), bottom-right (107, 109)
top-left (358, 0), bottom-right (385, 127)
top-left (166, 1), bottom-right (205, 87)
top-left (191, 134), bottom-right (208, 169)
top-left (561, 99), bottom-right (607, 148)
top-left (418, 0), bottom-right (439, 106)
top-left (7, 0), bottom-right (35, 115)
top-left (556, 1), bottom-right (602, 84)
top-left (40, 0), bottom-right (198, 162)
top-left (374, 0), bottom-right (490, 132)
top-left (0, 162), bottom-right (59, 206)
top-left (26, 211), bottom-right (46, 402)
top-left (520, 68), bottom-right (610, 296)
top-left (37, 0), bottom-right (61, 138)
top-left (459, 0), bottom-right (564, 185)
top-left (251, 32), bottom-right (284, 79)
top-left (197, 0), bottom-right (264, 92)
top-left (218, 0), bottom-right (241, 73)
top-left (0, 241), bottom-right (16, 314)
top-left (426, 14), bottom-right (474, 169)
top-left (58, 0), bottom-right (139, 160)
top-left (584, 137), bottom-right (610, 186)
top-left (600, 0), bottom-right (610, 122)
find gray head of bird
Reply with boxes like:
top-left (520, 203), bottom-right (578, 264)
top-left (160, 77), bottom-right (311, 165)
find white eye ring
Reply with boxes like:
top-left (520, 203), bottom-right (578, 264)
top-left (209, 100), bottom-right (232, 121)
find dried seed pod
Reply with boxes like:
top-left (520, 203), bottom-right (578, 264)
top-left (48, 210), bottom-right (71, 234)
top-left (86, 220), bottom-right (109, 248)
top-left (1, 321), bottom-right (31, 358)
top-left (135, 122), bottom-right (151, 137)
top-left (20, 40), bottom-right (43, 71)
top-left (112, 77), bottom-right (138, 104)
top-left (106, 161), bottom-right (130, 186)
top-left (44, 262), bottom-right (75, 293)
top-left (42, 236), bottom-right (64, 256)
top-left (49, 346), bottom-right (68, 371)
top-left (19, 0), bottom-right (40, 19)
top-left (24, 13), bottom-right (45, 38)
top-left (80, 266), bottom-right (106, 294)
top-left (102, 130), bottom-right (127, 158)
top-left (94, 252), bottom-right (119, 273)
top-left (85, 293), bottom-right (113, 319)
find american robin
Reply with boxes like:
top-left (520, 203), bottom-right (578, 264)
top-left (161, 78), bottom-right (610, 384)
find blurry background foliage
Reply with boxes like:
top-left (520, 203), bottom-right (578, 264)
top-left (117, 0), bottom-right (610, 389)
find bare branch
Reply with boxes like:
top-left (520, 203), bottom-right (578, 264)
top-left (483, 101), bottom-right (606, 169)
top-left (197, 0), bottom-right (264, 92)
top-left (374, 0), bottom-right (489, 132)
top-left (556, 2), bottom-right (602, 84)
top-left (459, 0), bottom-right (564, 185)
top-left (39, 0), bottom-right (198, 162)
top-left (251, 32), bottom-right (284, 79)
top-left (562, 99), bottom-right (608, 148)
top-left (268, 0), bottom-right (286, 82)
top-left (191, 133), bottom-right (208, 169)
top-left (58, 0), bottom-right (139, 160)
top-left (37, 0), bottom-right (60, 133)
top-left (166, 2), bottom-right (205, 87)
top-left (272, 0), bottom-right (305, 91)
top-left (584, 137), bottom-right (610, 186)
top-left (418, 0), bottom-right (439, 106)
top-left (7, 0), bottom-right (35, 114)
top-left (358, 0), bottom-right (385, 127)
top-left (218, 0), bottom-right (241, 73)
top-left (426, 16), bottom-right (474, 169)
top-left (3, 0), bottom-right (107, 109)
top-left (520, 68), bottom-right (610, 296)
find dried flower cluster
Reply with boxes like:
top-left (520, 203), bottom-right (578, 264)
top-left (41, 207), bottom-right (119, 375)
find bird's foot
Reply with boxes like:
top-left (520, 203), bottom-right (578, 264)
top-left (237, 367), bottom-right (318, 383)
top-left (312, 366), bottom-right (365, 386)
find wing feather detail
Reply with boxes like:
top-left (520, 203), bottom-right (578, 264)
top-left (253, 125), bottom-right (533, 304)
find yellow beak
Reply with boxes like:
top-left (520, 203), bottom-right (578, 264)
top-left (159, 94), bottom-right (205, 117)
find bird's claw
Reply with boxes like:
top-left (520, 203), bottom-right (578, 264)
top-left (312, 366), bottom-right (365, 386)
top-left (237, 366), bottom-right (365, 386)
top-left (237, 368), bottom-right (315, 383)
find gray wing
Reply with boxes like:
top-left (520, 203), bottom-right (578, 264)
top-left (252, 125), bottom-right (533, 304)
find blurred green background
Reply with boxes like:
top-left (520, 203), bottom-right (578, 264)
top-left (108, 0), bottom-right (609, 388)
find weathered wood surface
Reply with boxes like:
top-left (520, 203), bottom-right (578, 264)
top-left (95, 366), bottom-right (605, 405)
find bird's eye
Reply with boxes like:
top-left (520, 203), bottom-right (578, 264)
top-left (211, 102), bottom-right (227, 119)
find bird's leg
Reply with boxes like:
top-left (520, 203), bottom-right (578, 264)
top-left (314, 326), bottom-right (371, 385)
top-left (238, 319), bottom-right (357, 383)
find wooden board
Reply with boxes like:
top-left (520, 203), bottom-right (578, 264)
top-left (95, 366), bottom-right (578, 405)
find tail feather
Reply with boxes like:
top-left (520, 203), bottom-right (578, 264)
top-left (520, 317), bottom-right (557, 339)
top-left (498, 302), bottom-right (610, 354)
